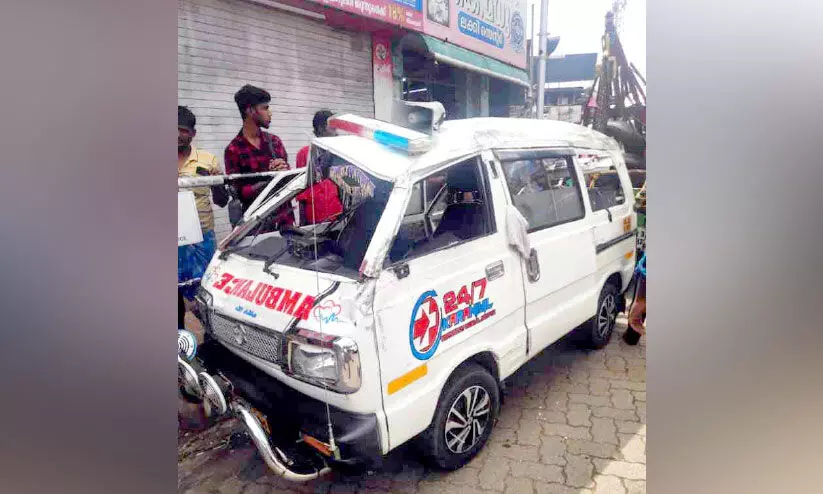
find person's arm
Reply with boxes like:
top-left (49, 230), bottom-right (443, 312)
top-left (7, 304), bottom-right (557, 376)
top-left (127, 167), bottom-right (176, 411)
top-left (207, 155), bottom-right (229, 208)
top-left (268, 134), bottom-right (290, 170)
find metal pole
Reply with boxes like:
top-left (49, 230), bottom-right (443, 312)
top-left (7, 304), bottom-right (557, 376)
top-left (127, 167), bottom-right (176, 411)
top-left (536, 0), bottom-right (549, 119)
top-left (177, 170), bottom-right (299, 188)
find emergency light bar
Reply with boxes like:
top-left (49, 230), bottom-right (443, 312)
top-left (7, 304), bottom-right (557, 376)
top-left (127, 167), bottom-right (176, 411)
top-left (327, 113), bottom-right (433, 154)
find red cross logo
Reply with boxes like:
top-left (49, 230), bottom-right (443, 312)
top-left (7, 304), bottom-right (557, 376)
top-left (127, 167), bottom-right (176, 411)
top-left (412, 296), bottom-right (441, 353)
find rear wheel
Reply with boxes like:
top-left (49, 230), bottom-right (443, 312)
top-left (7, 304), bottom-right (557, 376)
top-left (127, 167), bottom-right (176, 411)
top-left (418, 363), bottom-right (500, 470)
top-left (583, 283), bottom-right (620, 349)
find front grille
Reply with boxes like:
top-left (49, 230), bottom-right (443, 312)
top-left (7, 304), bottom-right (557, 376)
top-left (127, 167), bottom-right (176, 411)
top-left (208, 312), bottom-right (284, 366)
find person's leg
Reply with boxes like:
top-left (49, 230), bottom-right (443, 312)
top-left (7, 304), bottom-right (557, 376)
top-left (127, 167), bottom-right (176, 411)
top-left (624, 275), bottom-right (646, 344)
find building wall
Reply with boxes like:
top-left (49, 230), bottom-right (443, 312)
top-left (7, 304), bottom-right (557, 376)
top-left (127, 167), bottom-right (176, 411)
top-left (178, 0), bottom-right (374, 239)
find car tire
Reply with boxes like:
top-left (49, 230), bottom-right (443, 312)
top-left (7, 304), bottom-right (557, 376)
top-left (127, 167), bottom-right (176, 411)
top-left (418, 363), bottom-right (500, 470)
top-left (584, 282), bottom-right (620, 349)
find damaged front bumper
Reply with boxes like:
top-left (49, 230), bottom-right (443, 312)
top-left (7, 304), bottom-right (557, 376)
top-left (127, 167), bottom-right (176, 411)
top-left (178, 339), bottom-right (383, 482)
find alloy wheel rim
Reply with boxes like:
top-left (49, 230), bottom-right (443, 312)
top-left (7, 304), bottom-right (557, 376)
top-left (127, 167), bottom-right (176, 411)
top-left (597, 293), bottom-right (617, 339)
top-left (444, 385), bottom-right (491, 454)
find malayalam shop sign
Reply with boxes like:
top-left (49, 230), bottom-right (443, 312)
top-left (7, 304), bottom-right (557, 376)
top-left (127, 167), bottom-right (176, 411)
top-left (314, 0), bottom-right (526, 69)
top-left (424, 0), bottom-right (527, 69)
top-left (320, 0), bottom-right (424, 30)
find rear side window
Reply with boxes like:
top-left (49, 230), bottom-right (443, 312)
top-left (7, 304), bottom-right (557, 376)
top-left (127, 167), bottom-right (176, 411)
top-left (500, 154), bottom-right (585, 232)
top-left (580, 156), bottom-right (626, 211)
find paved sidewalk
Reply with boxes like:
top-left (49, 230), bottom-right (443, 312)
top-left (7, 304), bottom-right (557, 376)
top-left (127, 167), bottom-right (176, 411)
top-left (178, 317), bottom-right (646, 494)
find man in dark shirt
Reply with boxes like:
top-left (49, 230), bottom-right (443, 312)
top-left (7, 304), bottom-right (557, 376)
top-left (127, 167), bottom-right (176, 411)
top-left (224, 84), bottom-right (290, 212)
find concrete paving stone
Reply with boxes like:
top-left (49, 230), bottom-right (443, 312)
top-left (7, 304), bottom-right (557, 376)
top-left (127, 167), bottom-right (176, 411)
top-left (592, 407), bottom-right (638, 422)
top-left (517, 419), bottom-right (544, 446)
top-left (498, 405), bottom-right (525, 429)
top-left (564, 454), bottom-right (595, 488)
top-left (623, 479), bottom-right (646, 494)
top-left (521, 394), bottom-right (550, 409)
top-left (632, 391), bottom-right (646, 402)
top-left (417, 479), bottom-right (451, 493)
top-left (389, 481), bottom-right (421, 494)
top-left (243, 482), bottom-right (279, 494)
top-left (589, 379), bottom-right (611, 396)
top-left (626, 367), bottom-right (645, 382)
top-left (539, 436), bottom-right (568, 466)
top-left (444, 466), bottom-right (480, 486)
top-left (608, 380), bottom-right (645, 392)
top-left (593, 474), bottom-right (626, 494)
top-left (615, 421), bottom-right (645, 435)
top-left (357, 475), bottom-right (394, 491)
top-left (541, 423), bottom-right (592, 440)
top-left (554, 382), bottom-right (591, 394)
top-left (566, 367), bottom-right (590, 384)
top-left (592, 459), bottom-right (646, 480)
top-left (492, 426), bottom-right (519, 445)
top-left (589, 369), bottom-right (629, 381)
top-left (523, 407), bottom-right (567, 425)
top-left (510, 461), bottom-right (564, 484)
top-left (567, 403), bottom-right (592, 427)
top-left (591, 417), bottom-right (618, 445)
top-left (504, 476), bottom-right (535, 494)
top-left (476, 456), bottom-right (510, 492)
top-left (535, 483), bottom-right (594, 494)
top-left (493, 442), bottom-right (542, 463)
top-left (569, 394), bottom-right (611, 407)
top-left (566, 439), bottom-right (620, 459)
top-left (605, 357), bottom-right (627, 372)
top-left (543, 393), bottom-right (570, 413)
top-left (635, 403), bottom-right (646, 422)
top-left (617, 433), bottom-right (645, 463)
top-left (610, 389), bottom-right (635, 410)
top-left (216, 477), bottom-right (246, 494)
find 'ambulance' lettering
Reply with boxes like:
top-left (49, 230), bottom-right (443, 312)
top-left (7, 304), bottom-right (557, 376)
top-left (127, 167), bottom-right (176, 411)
top-left (212, 274), bottom-right (316, 320)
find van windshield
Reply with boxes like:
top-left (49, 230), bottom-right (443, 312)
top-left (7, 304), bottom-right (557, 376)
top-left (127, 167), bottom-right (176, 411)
top-left (225, 148), bottom-right (393, 279)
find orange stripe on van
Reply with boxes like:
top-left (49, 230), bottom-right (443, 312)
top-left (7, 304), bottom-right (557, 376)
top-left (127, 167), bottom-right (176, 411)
top-left (388, 364), bottom-right (428, 395)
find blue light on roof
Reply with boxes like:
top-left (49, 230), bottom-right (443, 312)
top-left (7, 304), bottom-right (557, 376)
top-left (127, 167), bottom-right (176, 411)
top-left (373, 130), bottom-right (409, 151)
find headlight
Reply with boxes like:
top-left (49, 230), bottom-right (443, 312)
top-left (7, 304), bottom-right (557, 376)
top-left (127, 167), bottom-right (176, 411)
top-left (194, 287), bottom-right (213, 329)
top-left (285, 329), bottom-right (361, 394)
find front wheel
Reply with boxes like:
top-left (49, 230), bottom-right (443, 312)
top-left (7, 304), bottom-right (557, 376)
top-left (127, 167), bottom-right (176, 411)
top-left (418, 363), bottom-right (500, 470)
top-left (583, 283), bottom-right (620, 349)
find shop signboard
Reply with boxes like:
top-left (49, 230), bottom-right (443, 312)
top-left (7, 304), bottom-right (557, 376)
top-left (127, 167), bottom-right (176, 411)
top-left (423, 0), bottom-right (528, 69)
top-left (318, 0), bottom-right (424, 30)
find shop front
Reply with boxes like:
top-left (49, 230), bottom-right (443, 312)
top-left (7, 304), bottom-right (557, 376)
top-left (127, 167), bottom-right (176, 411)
top-left (396, 33), bottom-right (529, 119)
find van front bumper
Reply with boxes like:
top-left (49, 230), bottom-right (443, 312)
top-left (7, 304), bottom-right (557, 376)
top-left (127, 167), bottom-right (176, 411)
top-left (192, 339), bottom-right (383, 472)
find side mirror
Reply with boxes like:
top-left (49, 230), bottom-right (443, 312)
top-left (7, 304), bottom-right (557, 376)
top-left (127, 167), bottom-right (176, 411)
top-left (393, 262), bottom-right (410, 280)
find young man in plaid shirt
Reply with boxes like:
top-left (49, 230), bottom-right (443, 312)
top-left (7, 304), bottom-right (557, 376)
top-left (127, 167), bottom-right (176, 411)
top-left (224, 84), bottom-right (293, 227)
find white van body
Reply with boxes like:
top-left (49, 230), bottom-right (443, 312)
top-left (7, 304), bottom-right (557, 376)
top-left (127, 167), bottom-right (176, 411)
top-left (187, 116), bottom-right (636, 478)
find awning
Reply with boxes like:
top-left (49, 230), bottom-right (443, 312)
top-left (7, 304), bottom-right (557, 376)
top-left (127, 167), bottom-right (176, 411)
top-left (400, 33), bottom-right (530, 88)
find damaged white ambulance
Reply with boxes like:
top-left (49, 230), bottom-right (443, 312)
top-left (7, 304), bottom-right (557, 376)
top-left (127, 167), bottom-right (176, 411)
top-left (178, 102), bottom-right (637, 481)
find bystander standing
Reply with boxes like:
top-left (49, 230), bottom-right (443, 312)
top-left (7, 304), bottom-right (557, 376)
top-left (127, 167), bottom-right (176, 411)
top-left (178, 106), bottom-right (227, 325)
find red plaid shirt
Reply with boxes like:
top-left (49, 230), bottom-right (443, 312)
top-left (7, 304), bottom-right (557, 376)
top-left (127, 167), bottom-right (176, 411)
top-left (224, 129), bottom-right (288, 208)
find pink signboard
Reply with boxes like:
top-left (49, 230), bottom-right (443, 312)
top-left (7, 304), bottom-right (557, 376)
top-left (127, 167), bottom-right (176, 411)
top-left (423, 0), bottom-right (527, 69)
top-left (319, 0), bottom-right (424, 30)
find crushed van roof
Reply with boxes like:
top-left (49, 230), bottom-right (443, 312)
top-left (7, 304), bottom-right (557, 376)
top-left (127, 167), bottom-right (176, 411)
top-left (314, 117), bottom-right (621, 184)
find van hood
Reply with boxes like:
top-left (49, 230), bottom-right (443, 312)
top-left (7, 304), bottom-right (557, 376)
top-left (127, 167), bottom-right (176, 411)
top-left (202, 254), bottom-right (353, 334)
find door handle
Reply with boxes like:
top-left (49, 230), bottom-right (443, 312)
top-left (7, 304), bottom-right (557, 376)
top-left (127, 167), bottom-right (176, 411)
top-left (485, 261), bottom-right (505, 281)
top-left (527, 248), bottom-right (540, 283)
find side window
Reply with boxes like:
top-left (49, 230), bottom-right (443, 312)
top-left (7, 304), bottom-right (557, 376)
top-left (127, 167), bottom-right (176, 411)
top-left (388, 158), bottom-right (493, 263)
top-left (501, 154), bottom-right (585, 232)
top-left (580, 156), bottom-right (626, 211)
